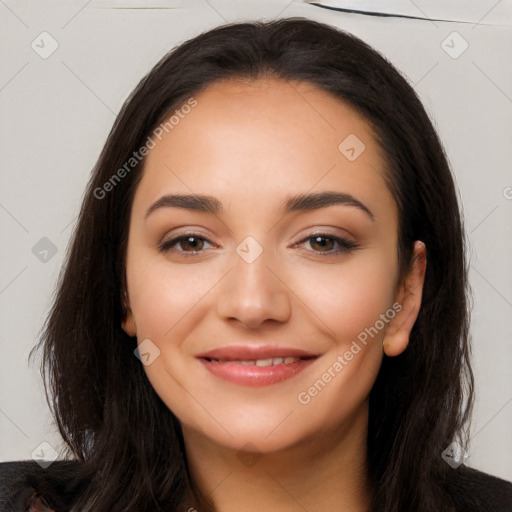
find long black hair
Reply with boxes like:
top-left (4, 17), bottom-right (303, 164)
top-left (36, 17), bottom-right (473, 511)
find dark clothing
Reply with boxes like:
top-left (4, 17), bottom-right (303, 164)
top-left (1, 460), bottom-right (512, 511)
top-left (0, 461), bottom-right (85, 512)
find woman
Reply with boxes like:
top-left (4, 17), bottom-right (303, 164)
top-left (1, 17), bottom-right (511, 512)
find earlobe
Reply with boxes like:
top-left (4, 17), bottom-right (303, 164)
top-left (121, 290), bottom-right (137, 337)
top-left (382, 241), bottom-right (427, 357)
top-left (122, 312), bottom-right (137, 337)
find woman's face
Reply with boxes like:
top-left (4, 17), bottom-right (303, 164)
top-left (122, 78), bottom-right (422, 453)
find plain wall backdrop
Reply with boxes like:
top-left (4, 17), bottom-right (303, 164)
top-left (1, 0), bottom-right (511, 482)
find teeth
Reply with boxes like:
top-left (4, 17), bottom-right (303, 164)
top-left (214, 357), bottom-right (300, 366)
top-left (256, 358), bottom-right (273, 367)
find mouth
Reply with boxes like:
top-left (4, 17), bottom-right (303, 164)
top-left (197, 346), bottom-right (319, 387)
top-left (203, 356), bottom-right (314, 366)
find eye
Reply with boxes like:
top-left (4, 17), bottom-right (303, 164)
top-left (158, 232), bottom-right (359, 258)
top-left (295, 233), bottom-right (359, 256)
top-left (158, 234), bottom-right (215, 256)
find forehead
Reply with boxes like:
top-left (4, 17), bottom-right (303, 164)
top-left (133, 77), bottom-right (393, 220)
top-left (172, 77), bottom-right (380, 163)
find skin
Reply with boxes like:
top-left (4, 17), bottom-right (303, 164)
top-left (122, 77), bottom-right (426, 512)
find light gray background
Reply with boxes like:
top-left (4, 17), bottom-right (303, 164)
top-left (1, 0), bottom-right (511, 482)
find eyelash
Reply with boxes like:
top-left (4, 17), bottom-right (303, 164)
top-left (158, 232), bottom-right (360, 257)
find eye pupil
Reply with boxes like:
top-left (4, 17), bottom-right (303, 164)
top-left (311, 236), bottom-right (334, 251)
top-left (182, 236), bottom-right (202, 251)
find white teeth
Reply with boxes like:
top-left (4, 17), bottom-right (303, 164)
top-left (256, 358), bottom-right (273, 367)
top-left (214, 357), bottom-right (300, 366)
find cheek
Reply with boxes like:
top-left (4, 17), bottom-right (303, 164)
top-left (126, 254), bottom-right (219, 341)
top-left (125, 257), bottom-right (219, 426)
top-left (290, 257), bottom-right (394, 413)
top-left (292, 251), bottom-right (398, 346)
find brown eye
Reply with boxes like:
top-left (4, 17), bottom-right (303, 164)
top-left (298, 234), bottom-right (359, 255)
top-left (158, 234), bottom-right (214, 255)
top-left (309, 235), bottom-right (336, 252)
top-left (177, 236), bottom-right (205, 252)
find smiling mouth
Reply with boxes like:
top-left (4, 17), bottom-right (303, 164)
top-left (202, 356), bottom-right (315, 366)
top-left (198, 355), bottom-right (318, 386)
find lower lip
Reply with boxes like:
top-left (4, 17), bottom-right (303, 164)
top-left (198, 358), bottom-right (317, 387)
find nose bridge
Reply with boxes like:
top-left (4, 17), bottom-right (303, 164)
top-left (216, 235), bottom-right (292, 328)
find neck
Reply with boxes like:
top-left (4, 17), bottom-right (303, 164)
top-left (180, 402), bottom-right (372, 512)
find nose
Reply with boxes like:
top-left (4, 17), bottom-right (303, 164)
top-left (216, 247), bottom-right (292, 329)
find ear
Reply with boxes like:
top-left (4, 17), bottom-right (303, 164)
top-left (121, 290), bottom-right (137, 337)
top-left (382, 241), bottom-right (426, 357)
top-left (122, 311), bottom-right (137, 337)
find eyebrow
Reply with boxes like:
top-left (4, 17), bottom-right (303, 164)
top-left (145, 191), bottom-right (374, 220)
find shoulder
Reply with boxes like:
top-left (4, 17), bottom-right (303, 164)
top-left (444, 464), bottom-right (512, 512)
top-left (0, 460), bottom-right (86, 512)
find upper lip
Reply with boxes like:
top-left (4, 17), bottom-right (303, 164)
top-left (197, 345), bottom-right (319, 361)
